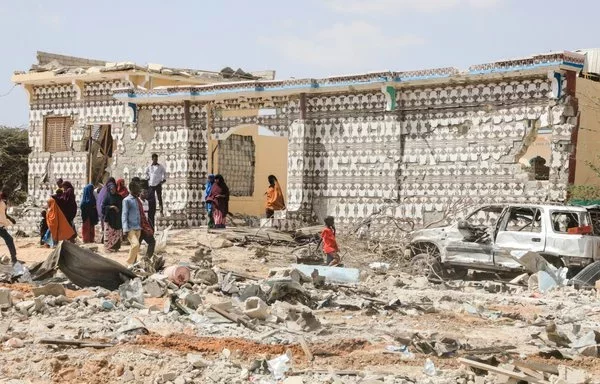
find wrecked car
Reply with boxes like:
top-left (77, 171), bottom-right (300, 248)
top-left (408, 204), bottom-right (600, 277)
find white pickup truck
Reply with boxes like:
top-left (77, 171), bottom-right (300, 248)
top-left (408, 204), bottom-right (600, 277)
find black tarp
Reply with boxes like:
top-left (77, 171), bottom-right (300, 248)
top-left (30, 241), bottom-right (136, 290)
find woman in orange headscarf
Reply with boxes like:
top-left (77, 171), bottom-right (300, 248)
top-left (46, 197), bottom-right (76, 243)
top-left (265, 175), bottom-right (285, 218)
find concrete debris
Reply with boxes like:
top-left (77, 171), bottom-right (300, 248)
top-left (292, 264), bottom-right (360, 284)
top-left (194, 268), bottom-right (218, 285)
top-left (32, 283), bottom-right (66, 297)
top-left (1, 227), bottom-right (599, 383)
top-left (191, 247), bottom-right (213, 267)
top-left (118, 278), bottom-right (144, 307)
top-left (369, 262), bottom-right (390, 274)
top-left (0, 288), bottom-right (12, 309)
top-left (143, 278), bottom-right (165, 298)
top-left (243, 296), bottom-right (269, 320)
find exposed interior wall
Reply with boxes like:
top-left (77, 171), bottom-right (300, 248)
top-left (209, 125), bottom-right (288, 217)
top-left (396, 77), bottom-right (576, 224)
top-left (574, 77), bottom-right (600, 186)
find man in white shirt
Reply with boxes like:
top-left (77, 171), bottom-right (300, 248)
top-left (145, 154), bottom-right (166, 227)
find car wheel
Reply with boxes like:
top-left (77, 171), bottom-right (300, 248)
top-left (450, 267), bottom-right (469, 279)
top-left (410, 253), bottom-right (444, 279)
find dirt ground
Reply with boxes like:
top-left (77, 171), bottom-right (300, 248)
top-left (1, 228), bottom-right (600, 383)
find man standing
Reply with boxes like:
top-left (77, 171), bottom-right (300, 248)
top-left (145, 154), bottom-right (166, 228)
top-left (122, 182), bottom-right (156, 266)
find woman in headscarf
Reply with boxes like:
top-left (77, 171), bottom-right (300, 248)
top-left (206, 174), bottom-right (229, 229)
top-left (46, 194), bottom-right (76, 244)
top-left (116, 178), bottom-right (129, 198)
top-left (96, 177), bottom-right (116, 242)
top-left (80, 183), bottom-right (99, 243)
top-left (204, 174), bottom-right (215, 228)
top-left (51, 181), bottom-right (77, 239)
top-left (265, 175), bottom-right (286, 218)
top-left (102, 183), bottom-right (123, 252)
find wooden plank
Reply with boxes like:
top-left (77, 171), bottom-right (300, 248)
top-left (513, 360), bottom-right (559, 376)
top-left (39, 338), bottom-right (114, 349)
top-left (458, 358), bottom-right (550, 384)
top-left (298, 336), bottom-right (314, 361)
top-left (209, 305), bottom-right (256, 331)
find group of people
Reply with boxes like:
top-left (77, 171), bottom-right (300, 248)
top-left (1, 153), bottom-right (340, 267)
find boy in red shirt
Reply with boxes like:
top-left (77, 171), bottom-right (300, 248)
top-left (320, 216), bottom-right (340, 266)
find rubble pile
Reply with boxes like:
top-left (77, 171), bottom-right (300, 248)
top-left (0, 227), bottom-right (600, 383)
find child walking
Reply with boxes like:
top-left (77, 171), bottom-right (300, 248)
top-left (320, 216), bottom-right (340, 266)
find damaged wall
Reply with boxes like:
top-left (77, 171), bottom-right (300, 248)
top-left (574, 77), bottom-right (600, 186)
top-left (27, 80), bottom-right (133, 206)
top-left (396, 78), bottom-right (576, 225)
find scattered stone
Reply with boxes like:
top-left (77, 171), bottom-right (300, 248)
top-left (210, 237), bottom-right (233, 249)
top-left (4, 337), bottom-right (24, 348)
top-left (239, 284), bottom-right (267, 302)
top-left (192, 247), bottom-right (212, 267)
top-left (194, 269), bottom-right (218, 285)
top-left (222, 348), bottom-right (231, 359)
top-left (121, 369), bottom-right (135, 382)
top-left (115, 363), bottom-right (125, 377)
top-left (161, 372), bottom-right (177, 382)
top-left (16, 300), bottom-right (35, 315)
top-left (244, 296), bottom-right (269, 320)
top-left (184, 293), bottom-right (203, 310)
top-left (144, 279), bottom-right (165, 298)
top-left (187, 353), bottom-right (210, 368)
top-left (0, 288), bottom-right (12, 309)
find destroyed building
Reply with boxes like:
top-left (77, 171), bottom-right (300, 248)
top-left (12, 50), bottom-right (600, 229)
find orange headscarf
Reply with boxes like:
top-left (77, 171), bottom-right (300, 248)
top-left (266, 181), bottom-right (285, 211)
top-left (47, 198), bottom-right (76, 242)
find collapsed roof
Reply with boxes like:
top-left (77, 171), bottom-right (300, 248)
top-left (14, 51), bottom-right (275, 82)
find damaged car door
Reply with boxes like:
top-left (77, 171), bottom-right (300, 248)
top-left (494, 206), bottom-right (545, 269)
top-left (444, 205), bottom-right (503, 268)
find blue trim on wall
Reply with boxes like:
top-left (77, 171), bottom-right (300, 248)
top-left (115, 60), bottom-right (583, 102)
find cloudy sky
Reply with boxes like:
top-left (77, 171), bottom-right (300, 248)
top-left (0, 0), bottom-right (598, 126)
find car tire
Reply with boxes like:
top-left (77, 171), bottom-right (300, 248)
top-left (410, 253), bottom-right (444, 279)
top-left (450, 267), bottom-right (469, 279)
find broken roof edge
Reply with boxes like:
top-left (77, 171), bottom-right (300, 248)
top-left (114, 51), bottom-right (585, 103)
top-left (15, 51), bottom-right (266, 84)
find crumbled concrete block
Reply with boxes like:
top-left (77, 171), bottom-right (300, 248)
top-left (0, 288), bottom-right (12, 309)
top-left (16, 300), bottom-right (35, 315)
top-left (144, 279), bottom-right (165, 298)
top-left (184, 294), bottom-right (203, 310)
top-left (186, 353), bottom-right (210, 368)
top-left (243, 297), bottom-right (269, 320)
top-left (32, 283), bottom-right (66, 297)
top-left (558, 365), bottom-right (587, 384)
top-left (161, 372), bottom-right (177, 381)
top-left (194, 269), bottom-right (218, 285)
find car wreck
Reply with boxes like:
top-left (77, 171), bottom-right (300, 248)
top-left (408, 204), bottom-right (600, 277)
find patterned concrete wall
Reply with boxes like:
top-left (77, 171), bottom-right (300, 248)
top-left (23, 72), bottom-right (579, 231)
top-left (197, 74), bottom-right (576, 227)
top-left (27, 80), bottom-right (132, 205)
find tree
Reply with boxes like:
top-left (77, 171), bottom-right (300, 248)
top-left (0, 127), bottom-right (31, 204)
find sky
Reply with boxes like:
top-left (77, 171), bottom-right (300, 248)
top-left (0, 0), bottom-right (598, 127)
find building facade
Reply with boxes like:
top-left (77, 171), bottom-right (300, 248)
top-left (14, 50), bottom-right (600, 230)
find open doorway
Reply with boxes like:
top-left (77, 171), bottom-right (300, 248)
top-left (210, 125), bottom-right (288, 216)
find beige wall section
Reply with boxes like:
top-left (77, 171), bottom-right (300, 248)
top-left (574, 77), bottom-right (600, 186)
top-left (209, 125), bottom-right (288, 217)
